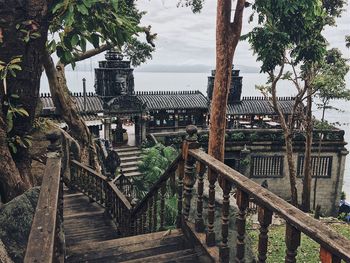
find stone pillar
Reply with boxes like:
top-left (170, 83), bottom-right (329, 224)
top-left (134, 115), bottom-right (141, 146)
top-left (239, 144), bottom-right (251, 176)
top-left (104, 118), bottom-right (111, 142)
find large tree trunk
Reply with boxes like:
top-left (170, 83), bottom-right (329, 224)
top-left (42, 50), bottom-right (100, 170)
top-left (0, 0), bottom-right (50, 201)
top-left (302, 83), bottom-right (313, 212)
top-left (208, 0), bottom-right (245, 161)
top-left (285, 134), bottom-right (298, 206)
top-left (269, 68), bottom-right (299, 206)
top-left (0, 116), bottom-right (28, 202)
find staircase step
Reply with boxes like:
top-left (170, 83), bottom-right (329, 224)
top-left (120, 160), bottom-right (141, 169)
top-left (66, 230), bottom-right (189, 263)
top-left (120, 156), bottom-right (142, 162)
top-left (124, 171), bottom-right (143, 177)
top-left (116, 146), bottom-right (140, 152)
top-left (121, 249), bottom-right (198, 263)
top-left (121, 166), bottom-right (139, 173)
top-left (117, 150), bottom-right (142, 157)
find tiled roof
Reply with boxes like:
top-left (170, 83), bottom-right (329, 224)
top-left (226, 97), bottom-right (295, 115)
top-left (40, 93), bottom-right (104, 114)
top-left (136, 91), bottom-right (208, 110)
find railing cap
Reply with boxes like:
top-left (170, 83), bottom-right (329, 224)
top-left (186, 125), bottom-right (198, 141)
top-left (46, 130), bottom-right (62, 153)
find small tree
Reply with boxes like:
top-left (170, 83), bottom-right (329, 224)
top-left (245, 0), bottom-right (340, 207)
top-left (312, 48), bottom-right (350, 208)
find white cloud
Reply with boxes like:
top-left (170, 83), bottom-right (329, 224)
top-left (137, 0), bottom-right (350, 67)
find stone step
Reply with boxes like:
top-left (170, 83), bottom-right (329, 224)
top-left (118, 150), bottom-right (142, 158)
top-left (120, 156), bottom-right (142, 162)
top-left (124, 171), bottom-right (143, 177)
top-left (115, 146), bottom-right (140, 153)
top-left (120, 160), bottom-right (141, 169)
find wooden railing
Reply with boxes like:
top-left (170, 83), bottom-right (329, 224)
top-left (179, 125), bottom-right (350, 263)
top-left (129, 154), bottom-right (181, 235)
top-left (24, 132), bottom-right (64, 263)
top-left (69, 153), bottom-right (181, 237)
top-left (66, 124), bottom-right (350, 262)
top-left (70, 160), bottom-right (133, 236)
top-left (113, 171), bottom-right (135, 201)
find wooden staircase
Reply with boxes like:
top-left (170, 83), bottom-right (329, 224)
top-left (64, 188), bottom-right (202, 263)
top-left (116, 146), bottom-right (143, 177)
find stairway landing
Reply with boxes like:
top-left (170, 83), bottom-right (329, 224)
top-left (64, 188), bottom-right (203, 262)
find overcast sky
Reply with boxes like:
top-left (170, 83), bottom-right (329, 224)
top-left (135, 0), bottom-right (350, 68)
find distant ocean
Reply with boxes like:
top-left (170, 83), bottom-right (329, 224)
top-left (40, 71), bottom-right (350, 198)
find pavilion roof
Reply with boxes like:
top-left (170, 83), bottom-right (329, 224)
top-left (136, 90), bottom-right (208, 111)
top-left (40, 93), bottom-right (104, 114)
top-left (226, 97), bottom-right (295, 115)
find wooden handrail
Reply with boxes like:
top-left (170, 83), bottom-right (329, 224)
top-left (70, 159), bottom-right (132, 210)
top-left (71, 159), bottom-right (107, 181)
top-left (25, 144), bottom-right (63, 262)
top-left (131, 153), bottom-right (182, 215)
top-left (187, 147), bottom-right (350, 261)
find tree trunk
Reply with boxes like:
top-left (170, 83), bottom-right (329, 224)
top-left (269, 68), bottom-right (299, 206)
top-left (0, 115), bottom-right (28, 202)
top-left (42, 50), bottom-right (100, 170)
top-left (302, 83), bottom-right (313, 212)
top-left (0, 0), bottom-right (50, 200)
top-left (208, 0), bottom-right (245, 161)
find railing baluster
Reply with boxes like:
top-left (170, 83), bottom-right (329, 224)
top-left (182, 125), bottom-right (198, 220)
top-left (285, 223), bottom-right (301, 263)
top-left (148, 198), bottom-right (153, 232)
top-left (206, 168), bottom-right (217, 246)
top-left (235, 188), bottom-right (249, 262)
top-left (160, 183), bottom-right (166, 231)
top-left (257, 206), bottom-right (273, 263)
top-left (176, 159), bottom-right (184, 228)
top-left (153, 191), bottom-right (158, 232)
top-left (320, 247), bottom-right (341, 263)
top-left (219, 178), bottom-right (232, 263)
top-left (195, 162), bottom-right (206, 232)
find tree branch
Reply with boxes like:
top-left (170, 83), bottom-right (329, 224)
top-left (67, 43), bottom-right (112, 66)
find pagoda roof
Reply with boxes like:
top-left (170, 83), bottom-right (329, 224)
top-left (226, 97), bottom-right (295, 115)
top-left (40, 93), bottom-right (104, 115)
top-left (136, 90), bottom-right (208, 111)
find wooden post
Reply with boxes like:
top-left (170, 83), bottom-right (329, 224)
top-left (195, 162), bottom-right (206, 232)
top-left (285, 223), bottom-right (301, 263)
top-left (257, 206), bottom-right (273, 263)
top-left (206, 168), bottom-right (217, 246)
top-left (219, 178), bottom-right (232, 263)
top-left (235, 188), bottom-right (249, 262)
top-left (182, 125), bottom-right (199, 220)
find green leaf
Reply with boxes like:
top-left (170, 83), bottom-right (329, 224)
top-left (91, 33), bottom-right (100, 48)
top-left (6, 111), bottom-right (13, 132)
top-left (77, 4), bottom-right (89, 15)
top-left (16, 108), bottom-right (29, 117)
top-left (71, 34), bottom-right (79, 47)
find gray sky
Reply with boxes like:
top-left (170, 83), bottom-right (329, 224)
top-left (136, 0), bottom-right (350, 68)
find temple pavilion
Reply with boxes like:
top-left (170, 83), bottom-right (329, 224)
top-left (39, 50), bottom-right (295, 146)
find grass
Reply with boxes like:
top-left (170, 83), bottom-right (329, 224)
top-left (247, 218), bottom-right (350, 263)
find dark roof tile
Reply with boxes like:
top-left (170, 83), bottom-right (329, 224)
top-left (136, 90), bottom-right (208, 110)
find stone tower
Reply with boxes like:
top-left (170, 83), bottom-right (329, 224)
top-left (95, 50), bottom-right (135, 101)
top-left (207, 66), bottom-right (243, 103)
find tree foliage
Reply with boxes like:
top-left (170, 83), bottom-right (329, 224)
top-left (48, 0), bottom-right (154, 67)
top-left (314, 48), bottom-right (350, 108)
top-left (244, 0), bottom-right (346, 208)
top-left (135, 143), bottom-right (178, 198)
